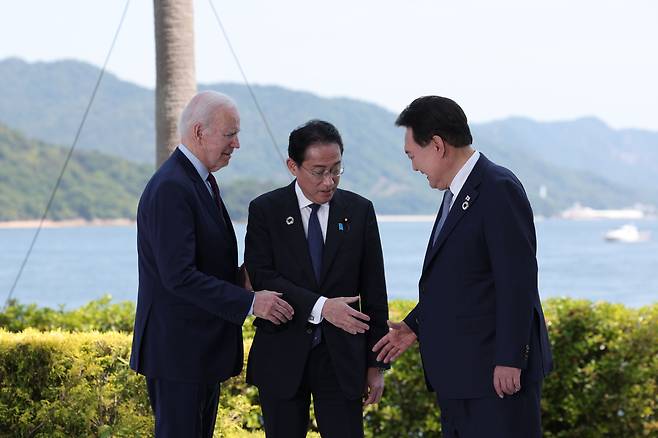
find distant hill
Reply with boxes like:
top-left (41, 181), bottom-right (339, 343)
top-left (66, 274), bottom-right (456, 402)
top-left (0, 57), bottom-right (654, 217)
top-left (0, 123), bottom-right (150, 221)
top-left (473, 117), bottom-right (658, 191)
top-left (0, 123), bottom-right (283, 221)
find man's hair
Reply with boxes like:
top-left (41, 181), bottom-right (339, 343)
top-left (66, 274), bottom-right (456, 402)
top-left (178, 91), bottom-right (237, 137)
top-left (288, 120), bottom-right (344, 164)
top-left (395, 96), bottom-right (473, 148)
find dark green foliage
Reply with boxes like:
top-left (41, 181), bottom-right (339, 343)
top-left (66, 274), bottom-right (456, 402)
top-left (541, 298), bottom-right (658, 437)
top-left (0, 295), bottom-right (135, 333)
top-left (0, 298), bottom-right (656, 437)
top-left (0, 123), bottom-right (283, 221)
top-left (0, 124), bottom-right (151, 221)
top-left (2, 58), bottom-right (655, 217)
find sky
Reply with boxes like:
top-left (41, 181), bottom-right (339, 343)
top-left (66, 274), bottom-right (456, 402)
top-left (1, 0), bottom-right (658, 131)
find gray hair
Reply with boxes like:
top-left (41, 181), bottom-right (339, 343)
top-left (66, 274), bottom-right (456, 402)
top-left (178, 91), bottom-right (237, 138)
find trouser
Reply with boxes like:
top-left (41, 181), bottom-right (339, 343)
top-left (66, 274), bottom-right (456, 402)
top-left (146, 376), bottom-right (221, 438)
top-left (437, 381), bottom-right (543, 438)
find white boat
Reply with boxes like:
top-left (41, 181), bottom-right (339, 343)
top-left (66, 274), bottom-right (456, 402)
top-left (604, 224), bottom-right (650, 243)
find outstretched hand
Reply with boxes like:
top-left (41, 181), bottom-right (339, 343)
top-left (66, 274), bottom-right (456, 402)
top-left (253, 291), bottom-right (294, 324)
top-left (321, 296), bottom-right (370, 335)
top-left (372, 320), bottom-right (417, 363)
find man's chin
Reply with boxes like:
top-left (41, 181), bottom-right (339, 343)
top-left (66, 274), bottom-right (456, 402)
top-left (316, 191), bottom-right (335, 203)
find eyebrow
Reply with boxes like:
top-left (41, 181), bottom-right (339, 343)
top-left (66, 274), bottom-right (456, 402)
top-left (311, 160), bottom-right (342, 169)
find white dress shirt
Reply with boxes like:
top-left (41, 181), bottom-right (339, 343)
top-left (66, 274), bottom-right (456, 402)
top-left (294, 182), bottom-right (329, 324)
top-left (446, 150), bottom-right (481, 211)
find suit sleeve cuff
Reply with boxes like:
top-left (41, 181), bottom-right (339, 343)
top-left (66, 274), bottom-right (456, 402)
top-left (308, 296), bottom-right (327, 324)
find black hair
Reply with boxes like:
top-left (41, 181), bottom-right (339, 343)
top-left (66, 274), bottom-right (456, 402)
top-left (288, 119), bottom-right (344, 164)
top-left (395, 96), bottom-right (472, 147)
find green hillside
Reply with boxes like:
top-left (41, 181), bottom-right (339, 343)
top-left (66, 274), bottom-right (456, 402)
top-left (0, 124), bottom-right (151, 221)
top-left (0, 57), bottom-right (653, 217)
top-left (0, 123), bottom-right (286, 221)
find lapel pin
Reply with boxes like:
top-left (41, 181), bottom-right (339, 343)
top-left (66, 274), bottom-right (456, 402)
top-left (338, 223), bottom-right (344, 231)
top-left (286, 216), bottom-right (294, 225)
top-left (462, 195), bottom-right (471, 211)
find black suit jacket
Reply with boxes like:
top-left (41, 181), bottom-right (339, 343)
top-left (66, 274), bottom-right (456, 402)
top-left (244, 182), bottom-right (389, 400)
top-left (404, 154), bottom-right (553, 399)
top-left (129, 148), bottom-right (253, 384)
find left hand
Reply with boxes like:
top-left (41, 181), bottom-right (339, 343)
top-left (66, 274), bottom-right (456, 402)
top-left (238, 264), bottom-right (253, 291)
top-left (493, 365), bottom-right (522, 398)
top-left (363, 367), bottom-right (385, 406)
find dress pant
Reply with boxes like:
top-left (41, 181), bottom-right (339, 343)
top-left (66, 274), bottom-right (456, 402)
top-left (258, 341), bottom-right (364, 438)
top-left (437, 381), bottom-right (543, 438)
top-left (146, 377), bottom-right (221, 438)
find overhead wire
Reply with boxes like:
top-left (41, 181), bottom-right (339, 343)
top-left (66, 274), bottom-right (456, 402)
top-left (3, 0), bottom-right (132, 309)
top-left (206, 0), bottom-right (290, 171)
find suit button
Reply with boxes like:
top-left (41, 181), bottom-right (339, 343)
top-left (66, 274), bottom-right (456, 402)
top-left (306, 328), bottom-right (313, 334)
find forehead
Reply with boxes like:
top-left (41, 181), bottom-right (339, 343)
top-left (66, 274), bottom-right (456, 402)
top-left (302, 142), bottom-right (342, 165)
top-left (210, 106), bottom-right (240, 128)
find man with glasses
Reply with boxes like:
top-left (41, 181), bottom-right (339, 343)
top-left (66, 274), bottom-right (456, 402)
top-left (244, 119), bottom-right (390, 437)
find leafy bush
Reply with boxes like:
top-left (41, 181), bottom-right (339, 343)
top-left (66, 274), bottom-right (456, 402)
top-left (0, 298), bottom-right (656, 437)
top-left (0, 295), bottom-right (135, 333)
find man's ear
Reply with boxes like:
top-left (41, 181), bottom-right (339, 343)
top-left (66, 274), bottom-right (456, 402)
top-left (286, 158), bottom-right (298, 177)
top-left (193, 122), bottom-right (203, 142)
top-left (431, 135), bottom-right (445, 156)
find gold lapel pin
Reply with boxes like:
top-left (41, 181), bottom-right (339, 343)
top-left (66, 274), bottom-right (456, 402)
top-left (286, 216), bottom-right (294, 225)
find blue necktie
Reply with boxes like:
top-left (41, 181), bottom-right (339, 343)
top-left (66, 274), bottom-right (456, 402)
top-left (432, 189), bottom-right (453, 246)
top-left (307, 203), bottom-right (324, 348)
top-left (308, 203), bottom-right (324, 282)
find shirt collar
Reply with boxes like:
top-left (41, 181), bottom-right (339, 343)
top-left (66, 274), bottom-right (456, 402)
top-left (295, 181), bottom-right (328, 210)
top-left (178, 143), bottom-right (210, 182)
top-left (449, 150), bottom-right (480, 198)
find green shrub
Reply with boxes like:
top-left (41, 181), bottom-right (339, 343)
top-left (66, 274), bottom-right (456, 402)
top-left (0, 298), bottom-right (656, 437)
top-left (542, 298), bottom-right (658, 437)
top-left (0, 295), bottom-right (135, 333)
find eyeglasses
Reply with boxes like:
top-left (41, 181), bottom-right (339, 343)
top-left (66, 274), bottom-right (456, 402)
top-left (300, 165), bottom-right (345, 180)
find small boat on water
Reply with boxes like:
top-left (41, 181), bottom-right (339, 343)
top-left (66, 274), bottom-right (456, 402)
top-left (604, 224), bottom-right (650, 243)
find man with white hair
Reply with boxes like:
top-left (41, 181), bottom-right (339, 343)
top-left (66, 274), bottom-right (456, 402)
top-left (130, 91), bottom-right (294, 438)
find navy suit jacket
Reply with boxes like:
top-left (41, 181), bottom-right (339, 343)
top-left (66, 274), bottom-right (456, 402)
top-left (244, 182), bottom-right (389, 400)
top-left (404, 154), bottom-right (553, 399)
top-left (129, 148), bottom-right (253, 384)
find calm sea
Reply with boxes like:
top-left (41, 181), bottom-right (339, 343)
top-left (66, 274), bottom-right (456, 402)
top-left (1, 218), bottom-right (656, 309)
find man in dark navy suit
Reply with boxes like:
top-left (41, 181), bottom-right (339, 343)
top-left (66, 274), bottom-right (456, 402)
top-left (129, 91), bottom-right (294, 438)
top-left (245, 120), bottom-right (389, 437)
top-left (373, 96), bottom-right (553, 437)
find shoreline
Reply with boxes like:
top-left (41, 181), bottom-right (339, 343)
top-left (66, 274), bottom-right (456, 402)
top-left (0, 218), bottom-right (135, 229)
top-left (1, 215), bottom-right (655, 229)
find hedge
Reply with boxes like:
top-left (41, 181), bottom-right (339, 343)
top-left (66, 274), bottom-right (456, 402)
top-left (0, 298), bottom-right (656, 437)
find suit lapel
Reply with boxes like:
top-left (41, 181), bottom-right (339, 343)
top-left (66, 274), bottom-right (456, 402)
top-left (174, 149), bottom-right (224, 229)
top-left (421, 154), bottom-right (488, 276)
top-left (280, 182), bottom-right (318, 287)
top-left (320, 191), bottom-right (348, 285)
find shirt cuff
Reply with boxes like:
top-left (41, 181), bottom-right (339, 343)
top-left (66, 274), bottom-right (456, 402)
top-left (248, 295), bottom-right (255, 316)
top-left (308, 296), bottom-right (327, 324)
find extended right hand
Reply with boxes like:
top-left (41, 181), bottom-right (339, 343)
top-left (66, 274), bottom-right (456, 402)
top-left (321, 296), bottom-right (370, 334)
top-left (372, 320), bottom-right (417, 363)
top-left (253, 291), bottom-right (294, 325)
